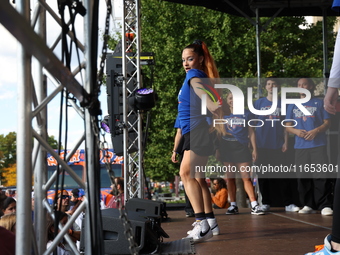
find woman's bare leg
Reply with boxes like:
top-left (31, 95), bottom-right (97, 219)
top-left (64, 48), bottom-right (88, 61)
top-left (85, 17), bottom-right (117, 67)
top-left (196, 177), bottom-right (212, 213)
top-left (180, 150), bottom-right (208, 214)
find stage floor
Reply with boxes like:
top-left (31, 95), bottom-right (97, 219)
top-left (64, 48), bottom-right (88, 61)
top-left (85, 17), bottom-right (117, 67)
top-left (161, 207), bottom-right (332, 255)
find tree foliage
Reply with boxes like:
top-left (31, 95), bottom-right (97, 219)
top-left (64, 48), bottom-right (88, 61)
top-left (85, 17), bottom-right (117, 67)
top-left (48, 135), bottom-right (60, 150)
top-left (0, 132), bottom-right (16, 169)
top-left (0, 132), bottom-right (60, 185)
top-left (2, 163), bottom-right (16, 186)
top-left (115, 1), bottom-right (337, 181)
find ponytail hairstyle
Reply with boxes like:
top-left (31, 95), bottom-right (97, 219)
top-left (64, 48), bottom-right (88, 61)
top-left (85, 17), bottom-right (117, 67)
top-left (185, 40), bottom-right (223, 135)
top-left (184, 40), bottom-right (220, 79)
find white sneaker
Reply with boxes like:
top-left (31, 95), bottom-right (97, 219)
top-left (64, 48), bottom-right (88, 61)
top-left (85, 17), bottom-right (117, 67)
top-left (251, 205), bottom-right (265, 215)
top-left (187, 218), bottom-right (220, 236)
top-left (298, 206), bottom-right (315, 214)
top-left (285, 204), bottom-right (300, 212)
top-left (260, 204), bottom-right (270, 212)
top-left (321, 207), bottom-right (333, 216)
top-left (207, 218), bottom-right (220, 236)
top-left (305, 235), bottom-right (340, 254)
top-left (184, 219), bottom-right (213, 243)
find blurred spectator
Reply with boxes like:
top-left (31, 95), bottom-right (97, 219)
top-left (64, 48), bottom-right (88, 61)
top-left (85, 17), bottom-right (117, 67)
top-left (211, 178), bottom-right (229, 209)
top-left (57, 190), bottom-right (70, 212)
top-left (57, 189), bottom-right (81, 249)
top-left (286, 78), bottom-right (333, 215)
top-left (106, 177), bottom-right (125, 209)
top-left (5, 189), bottom-right (16, 198)
top-left (0, 213), bottom-right (16, 233)
top-left (46, 211), bottom-right (71, 255)
top-left (68, 189), bottom-right (81, 211)
top-left (0, 191), bottom-right (15, 254)
top-left (1, 197), bottom-right (16, 216)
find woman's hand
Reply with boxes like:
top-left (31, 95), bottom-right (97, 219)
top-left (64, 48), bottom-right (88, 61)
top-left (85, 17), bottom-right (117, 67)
top-left (252, 149), bottom-right (257, 163)
top-left (207, 100), bottom-right (221, 116)
top-left (171, 151), bottom-right (178, 163)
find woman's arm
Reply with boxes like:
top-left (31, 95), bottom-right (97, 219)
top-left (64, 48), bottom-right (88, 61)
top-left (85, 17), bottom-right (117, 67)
top-left (190, 77), bottom-right (220, 115)
top-left (171, 128), bottom-right (182, 163)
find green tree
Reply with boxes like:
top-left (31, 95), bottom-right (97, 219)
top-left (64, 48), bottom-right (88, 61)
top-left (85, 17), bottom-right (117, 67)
top-left (127, 1), bottom-right (336, 181)
top-left (0, 132), bottom-right (16, 185)
top-left (48, 135), bottom-right (60, 150)
top-left (0, 132), bottom-right (61, 184)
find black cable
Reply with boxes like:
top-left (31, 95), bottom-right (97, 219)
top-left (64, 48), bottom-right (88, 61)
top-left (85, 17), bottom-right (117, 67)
top-left (83, 0), bottom-right (104, 253)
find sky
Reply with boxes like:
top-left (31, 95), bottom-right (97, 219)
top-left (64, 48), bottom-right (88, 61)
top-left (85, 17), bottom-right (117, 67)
top-left (0, 1), bottom-right (123, 149)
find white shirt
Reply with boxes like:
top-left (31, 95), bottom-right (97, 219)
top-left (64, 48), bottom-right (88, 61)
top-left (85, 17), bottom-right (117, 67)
top-left (329, 31), bottom-right (340, 88)
top-left (47, 241), bottom-right (71, 255)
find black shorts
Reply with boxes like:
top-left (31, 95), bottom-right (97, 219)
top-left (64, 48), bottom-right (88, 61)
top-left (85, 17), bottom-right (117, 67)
top-left (218, 138), bottom-right (252, 163)
top-left (176, 122), bottom-right (216, 157)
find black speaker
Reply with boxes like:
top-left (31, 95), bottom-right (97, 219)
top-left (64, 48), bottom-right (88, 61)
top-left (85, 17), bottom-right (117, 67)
top-left (125, 198), bottom-right (168, 222)
top-left (99, 208), bottom-right (154, 254)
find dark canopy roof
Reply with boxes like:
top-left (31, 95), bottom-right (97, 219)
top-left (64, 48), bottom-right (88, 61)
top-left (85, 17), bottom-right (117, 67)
top-left (164, 0), bottom-right (337, 17)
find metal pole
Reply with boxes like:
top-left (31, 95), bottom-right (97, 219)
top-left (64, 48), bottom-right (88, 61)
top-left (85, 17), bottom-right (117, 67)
top-left (323, 8), bottom-right (330, 94)
top-left (122, 0), bottom-right (129, 200)
top-left (84, 0), bottom-right (102, 254)
top-left (33, 1), bottom-right (48, 253)
top-left (16, 0), bottom-right (33, 254)
top-left (122, 0), bottom-right (142, 200)
top-left (256, 8), bottom-right (262, 98)
top-left (136, 0), bottom-right (143, 198)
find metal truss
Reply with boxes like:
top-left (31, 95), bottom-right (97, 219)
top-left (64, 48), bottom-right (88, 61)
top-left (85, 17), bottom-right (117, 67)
top-left (121, 0), bottom-right (144, 199)
top-left (0, 0), bottom-right (122, 254)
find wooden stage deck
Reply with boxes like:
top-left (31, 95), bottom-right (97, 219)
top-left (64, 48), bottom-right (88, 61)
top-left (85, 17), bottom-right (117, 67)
top-left (160, 207), bottom-right (333, 255)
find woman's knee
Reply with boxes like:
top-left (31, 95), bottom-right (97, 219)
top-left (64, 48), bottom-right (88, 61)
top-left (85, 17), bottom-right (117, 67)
top-left (180, 169), bottom-right (191, 182)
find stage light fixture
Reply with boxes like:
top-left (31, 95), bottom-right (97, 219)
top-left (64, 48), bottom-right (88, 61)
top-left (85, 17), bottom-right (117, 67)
top-left (129, 88), bottom-right (156, 111)
top-left (101, 115), bottom-right (111, 133)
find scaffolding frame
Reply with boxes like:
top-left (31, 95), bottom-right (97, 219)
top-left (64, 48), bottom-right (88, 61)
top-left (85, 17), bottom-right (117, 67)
top-left (0, 0), bottom-right (142, 254)
top-left (121, 0), bottom-right (144, 200)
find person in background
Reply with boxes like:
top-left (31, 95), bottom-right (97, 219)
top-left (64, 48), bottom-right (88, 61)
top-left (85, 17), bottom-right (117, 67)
top-left (5, 189), bottom-right (15, 198)
top-left (106, 177), bottom-right (125, 209)
top-left (69, 189), bottom-right (80, 211)
top-left (1, 197), bottom-right (16, 216)
top-left (46, 211), bottom-right (71, 255)
top-left (285, 78), bottom-right (333, 215)
top-left (216, 93), bottom-right (264, 215)
top-left (254, 77), bottom-right (300, 212)
top-left (56, 190), bottom-right (70, 212)
top-left (57, 190), bottom-right (81, 247)
top-left (0, 213), bottom-right (16, 233)
top-left (210, 178), bottom-right (229, 209)
top-left (0, 191), bottom-right (15, 255)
